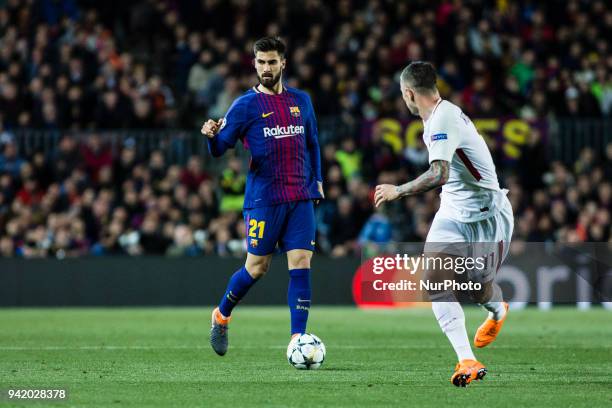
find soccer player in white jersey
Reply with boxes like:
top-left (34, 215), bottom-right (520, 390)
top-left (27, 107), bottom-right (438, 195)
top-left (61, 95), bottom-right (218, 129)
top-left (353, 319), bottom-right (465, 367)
top-left (374, 61), bottom-right (514, 387)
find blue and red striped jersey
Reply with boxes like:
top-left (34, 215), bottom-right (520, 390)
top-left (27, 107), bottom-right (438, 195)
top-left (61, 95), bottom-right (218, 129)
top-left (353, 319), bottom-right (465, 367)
top-left (207, 86), bottom-right (323, 209)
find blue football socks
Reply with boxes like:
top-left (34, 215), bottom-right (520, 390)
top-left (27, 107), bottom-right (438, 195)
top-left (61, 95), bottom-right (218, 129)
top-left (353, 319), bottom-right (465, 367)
top-left (218, 266), bottom-right (258, 317)
top-left (288, 268), bottom-right (311, 335)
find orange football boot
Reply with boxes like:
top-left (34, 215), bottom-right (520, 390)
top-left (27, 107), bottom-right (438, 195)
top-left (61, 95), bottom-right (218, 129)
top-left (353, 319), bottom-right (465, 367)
top-left (474, 302), bottom-right (509, 348)
top-left (450, 359), bottom-right (487, 387)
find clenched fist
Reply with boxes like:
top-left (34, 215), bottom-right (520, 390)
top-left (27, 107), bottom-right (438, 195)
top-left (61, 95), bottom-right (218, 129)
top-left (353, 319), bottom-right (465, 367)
top-left (201, 118), bottom-right (224, 138)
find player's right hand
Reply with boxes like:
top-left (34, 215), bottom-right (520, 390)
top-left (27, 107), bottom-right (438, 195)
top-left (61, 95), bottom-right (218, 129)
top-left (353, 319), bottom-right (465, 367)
top-left (201, 118), bottom-right (223, 138)
top-left (374, 184), bottom-right (400, 207)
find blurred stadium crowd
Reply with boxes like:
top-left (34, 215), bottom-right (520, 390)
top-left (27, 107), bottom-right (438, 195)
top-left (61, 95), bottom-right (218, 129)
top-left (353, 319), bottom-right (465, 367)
top-left (0, 0), bottom-right (610, 258)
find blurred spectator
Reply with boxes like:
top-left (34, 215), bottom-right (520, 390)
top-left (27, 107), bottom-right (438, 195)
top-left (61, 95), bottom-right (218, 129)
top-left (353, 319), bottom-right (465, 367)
top-left (166, 224), bottom-right (201, 257)
top-left (53, 136), bottom-right (80, 181)
top-left (328, 195), bottom-right (360, 257)
top-left (358, 208), bottom-right (393, 258)
top-left (219, 157), bottom-right (246, 213)
top-left (335, 138), bottom-right (362, 181)
top-left (180, 155), bottom-right (209, 192)
top-left (81, 134), bottom-right (112, 182)
top-left (0, 142), bottom-right (25, 177)
top-left (139, 214), bottom-right (172, 255)
top-left (518, 130), bottom-right (548, 192)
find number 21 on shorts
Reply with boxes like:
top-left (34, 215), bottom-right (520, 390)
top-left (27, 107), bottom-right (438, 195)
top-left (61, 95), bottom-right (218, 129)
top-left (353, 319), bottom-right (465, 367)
top-left (248, 218), bottom-right (265, 238)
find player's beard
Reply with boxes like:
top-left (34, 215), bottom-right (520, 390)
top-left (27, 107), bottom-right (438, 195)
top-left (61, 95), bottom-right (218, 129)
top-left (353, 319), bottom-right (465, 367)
top-left (258, 71), bottom-right (282, 90)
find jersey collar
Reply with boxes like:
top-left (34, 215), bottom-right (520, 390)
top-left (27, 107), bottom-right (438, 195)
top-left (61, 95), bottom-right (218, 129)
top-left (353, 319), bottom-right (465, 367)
top-left (253, 85), bottom-right (286, 95)
top-left (424, 98), bottom-right (443, 124)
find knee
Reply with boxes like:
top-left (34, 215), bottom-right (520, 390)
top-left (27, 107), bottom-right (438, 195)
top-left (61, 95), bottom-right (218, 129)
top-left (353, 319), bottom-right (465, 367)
top-left (288, 251), bottom-right (312, 270)
top-left (246, 259), bottom-right (271, 279)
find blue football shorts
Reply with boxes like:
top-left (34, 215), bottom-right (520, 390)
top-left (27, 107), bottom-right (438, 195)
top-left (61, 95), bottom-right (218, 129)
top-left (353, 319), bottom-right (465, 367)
top-left (243, 200), bottom-right (316, 255)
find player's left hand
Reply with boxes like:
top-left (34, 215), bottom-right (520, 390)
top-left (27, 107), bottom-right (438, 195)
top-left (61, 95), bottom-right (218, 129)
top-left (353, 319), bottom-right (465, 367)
top-left (374, 184), bottom-right (400, 207)
top-left (315, 181), bottom-right (324, 205)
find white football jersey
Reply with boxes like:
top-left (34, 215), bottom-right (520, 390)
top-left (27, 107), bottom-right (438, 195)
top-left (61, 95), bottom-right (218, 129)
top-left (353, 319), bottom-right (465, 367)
top-left (423, 99), bottom-right (508, 223)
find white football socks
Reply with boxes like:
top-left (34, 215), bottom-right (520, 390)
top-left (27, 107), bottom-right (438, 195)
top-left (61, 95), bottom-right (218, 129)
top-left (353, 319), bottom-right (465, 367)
top-left (431, 300), bottom-right (476, 361)
top-left (480, 283), bottom-right (506, 321)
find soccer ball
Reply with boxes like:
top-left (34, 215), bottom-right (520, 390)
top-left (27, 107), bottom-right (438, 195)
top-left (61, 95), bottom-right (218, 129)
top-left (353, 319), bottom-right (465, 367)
top-left (286, 333), bottom-right (326, 370)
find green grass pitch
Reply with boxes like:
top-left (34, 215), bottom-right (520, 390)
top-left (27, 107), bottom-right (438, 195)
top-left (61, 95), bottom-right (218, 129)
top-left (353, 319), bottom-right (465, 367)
top-left (1, 307), bottom-right (611, 407)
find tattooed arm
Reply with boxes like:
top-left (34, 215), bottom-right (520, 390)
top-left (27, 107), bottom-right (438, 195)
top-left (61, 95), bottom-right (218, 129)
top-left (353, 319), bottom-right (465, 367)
top-left (374, 160), bottom-right (449, 207)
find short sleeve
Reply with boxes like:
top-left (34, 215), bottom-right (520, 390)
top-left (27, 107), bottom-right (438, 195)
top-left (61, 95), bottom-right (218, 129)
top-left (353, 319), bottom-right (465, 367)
top-left (426, 109), bottom-right (460, 163)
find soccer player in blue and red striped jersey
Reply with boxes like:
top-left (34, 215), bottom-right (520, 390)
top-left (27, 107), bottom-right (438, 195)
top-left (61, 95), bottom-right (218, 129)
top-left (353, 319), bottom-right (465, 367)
top-left (201, 37), bottom-right (324, 356)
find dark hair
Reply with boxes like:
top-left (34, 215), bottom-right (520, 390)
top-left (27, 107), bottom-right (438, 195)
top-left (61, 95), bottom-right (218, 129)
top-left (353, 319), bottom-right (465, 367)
top-left (253, 36), bottom-right (286, 57)
top-left (400, 61), bottom-right (437, 93)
